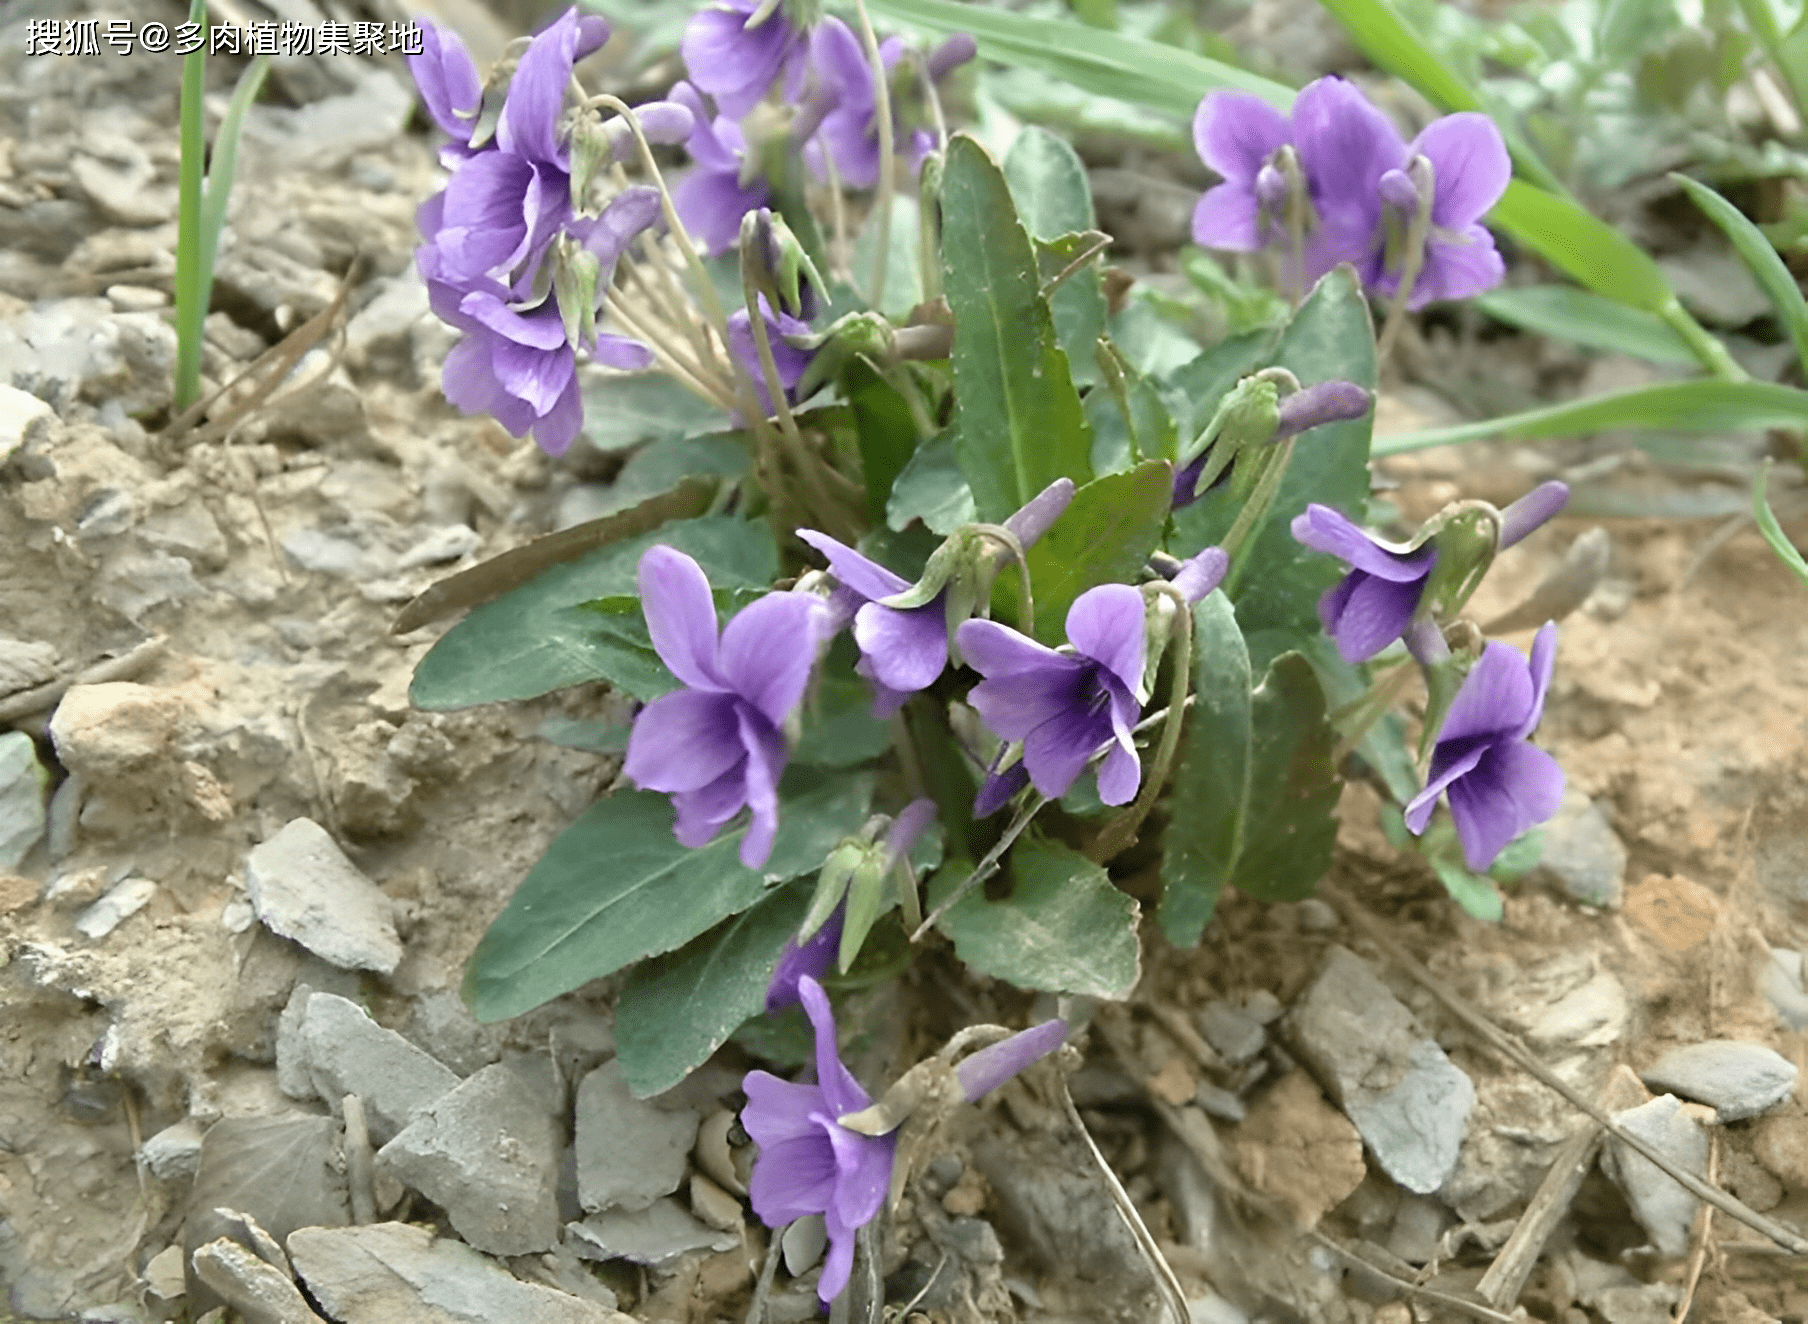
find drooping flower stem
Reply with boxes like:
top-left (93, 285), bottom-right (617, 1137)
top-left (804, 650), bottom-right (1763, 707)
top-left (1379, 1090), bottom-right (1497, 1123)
top-left (912, 793), bottom-right (1049, 942)
top-left (970, 522), bottom-right (1036, 640)
top-left (818, 149), bottom-right (853, 283)
top-left (1089, 586), bottom-right (1192, 863)
top-left (852, 0), bottom-right (895, 311)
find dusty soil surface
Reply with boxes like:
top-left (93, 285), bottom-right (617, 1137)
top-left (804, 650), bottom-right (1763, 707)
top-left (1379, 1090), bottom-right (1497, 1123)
top-left (3, 1), bottom-right (1808, 1322)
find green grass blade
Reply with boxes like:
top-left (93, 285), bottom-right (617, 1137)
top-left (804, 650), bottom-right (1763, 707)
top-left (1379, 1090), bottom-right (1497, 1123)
top-left (1488, 180), bottom-right (1670, 313)
top-left (867, 0), bottom-right (1291, 112)
top-left (1374, 379), bottom-right (1808, 456)
top-left (172, 0), bottom-right (209, 413)
top-left (1753, 460), bottom-right (1808, 588)
top-left (1474, 286), bottom-right (1696, 365)
top-left (1734, 0), bottom-right (1808, 125)
top-left (200, 54), bottom-right (272, 313)
top-left (1672, 172), bottom-right (1808, 377)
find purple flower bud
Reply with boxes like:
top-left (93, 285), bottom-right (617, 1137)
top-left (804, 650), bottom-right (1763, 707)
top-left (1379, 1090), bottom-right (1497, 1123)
top-left (1000, 478), bottom-right (1076, 549)
top-left (880, 798), bottom-right (937, 867)
top-left (926, 32), bottom-right (977, 83)
top-left (973, 762), bottom-right (1029, 818)
top-left (1172, 547), bottom-right (1229, 604)
top-left (1497, 480), bottom-right (1569, 549)
top-left (574, 13), bottom-right (612, 61)
top-left (1377, 166), bottom-right (1421, 214)
top-left (956, 1020), bottom-right (1067, 1101)
top-left (623, 100), bottom-right (696, 152)
top-left (408, 18), bottom-right (482, 144)
top-left (767, 906), bottom-right (844, 1011)
top-left (1274, 380), bottom-right (1372, 441)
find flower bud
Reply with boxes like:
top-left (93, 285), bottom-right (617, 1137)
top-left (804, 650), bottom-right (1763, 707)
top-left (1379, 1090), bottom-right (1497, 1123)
top-left (1378, 167), bottom-right (1420, 214)
top-left (740, 208), bottom-right (823, 321)
top-left (625, 100), bottom-right (696, 151)
top-left (1275, 379), bottom-right (1371, 441)
top-left (1000, 478), bottom-right (1076, 548)
top-left (956, 1020), bottom-right (1067, 1101)
top-left (1171, 546), bottom-right (1229, 604)
top-left (927, 32), bottom-right (978, 83)
top-left (1498, 480), bottom-right (1569, 549)
top-left (1255, 162), bottom-right (1290, 213)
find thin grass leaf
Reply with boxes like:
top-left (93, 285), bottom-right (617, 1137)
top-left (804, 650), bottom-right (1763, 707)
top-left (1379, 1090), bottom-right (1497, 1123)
top-left (1374, 379), bottom-right (1808, 455)
top-left (1474, 286), bottom-right (1696, 365)
top-left (172, 0), bottom-right (209, 413)
top-left (1734, 0), bottom-right (1808, 124)
top-left (1672, 173), bottom-right (1808, 376)
top-left (1754, 460), bottom-right (1808, 588)
top-left (200, 55), bottom-right (272, 312)
top-left (1489, 181), bottom-right (1672, 314)
top-left (867, 0), bottom-right (1290, 112)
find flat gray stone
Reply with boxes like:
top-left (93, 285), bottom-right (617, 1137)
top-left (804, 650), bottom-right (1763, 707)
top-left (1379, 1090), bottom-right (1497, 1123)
top-left (139, 1119), bottom-right (204, 1181)
top-left (1284, 945), bottom-right (1476, 1194)
top-left (1538, 791), bottom-right (1627, 908)
top-left (302, 992), bottom-right (460, 1145)
top-left (573, 1060), bottom-right (699, 1214)
top-left (245, 818), bottom-right (402, 974)
top-left (0, 383), bottom-right (54, 465)
top-left (288, 1222), bottom-right (631, 1324)
top-left (1196, 1001), bottom-right (1264, 1065)
top-left (0, 730), bottom-right (47, 870)
top-left (1641, 1040), bottom-right (1798, 1122)
top-left (73, 876), bottom-right (156, 940)
top-left (567, 1197), bottom-right (739, 1265)
top-left (276, 983), bottom-right (318, 1100)
top-left (1602, 1095), bottom-right (1708, 1257)
top-left (376, 1064), bottom-right (560, 1256)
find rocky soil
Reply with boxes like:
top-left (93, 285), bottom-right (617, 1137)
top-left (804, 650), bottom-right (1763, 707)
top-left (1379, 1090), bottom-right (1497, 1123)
top-left (3, 1), bottom-right (1808, 1322)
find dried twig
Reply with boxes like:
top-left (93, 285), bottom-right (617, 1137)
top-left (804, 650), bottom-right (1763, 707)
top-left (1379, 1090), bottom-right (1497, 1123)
top-left (1304, 1231), bottom-right (1517, 1324)
top-left (1671, 1132), bottom-right (1720, 1324)
top-left (1328, 886), bottom-right (1808, 1255)
top-left (744, 1231), bottom-right (783, 1324)
top-left (341, 1095), bottom-right (376, 1225)
top-left (1476, 1066), bottom-right (1648, 1308)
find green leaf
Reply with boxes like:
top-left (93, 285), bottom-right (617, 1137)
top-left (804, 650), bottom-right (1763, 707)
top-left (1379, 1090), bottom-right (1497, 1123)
top-left (1158, 591), bottom-right (1252, 944)
top-left (577, 372), bottom-right (730, 453)
top-left (1087, 370), bottom-right (1180, 475)
top-left (852, 193), bottom-right (923, 320)
top-left (1226, 652), bottom-right (1339, 904)
top-left (1004, 126), bottom-right (1095, 239)
top-left (793, 637), bottom-right (892, 767)
top-left (574, 433), bottom-right (750, 521)
top-left (411, 516), bottom-right (776, 709)
top-left (1311, 0), bottom-right (1485, 120)
top-left (1755, 461), bottom-right (1808, 589)
top-left (867, 0), bottom-right (1291, 116)
top-left (1489, 180), bottom-right (1674, 314)
top-left (934, 837), bottom-right (1140, 998)
top-left (1474, 286), bottom-right (1696, 365)
top-left (886, 426), bottom-right (975, 534)
top-left (845, 359), bottom-right (920, 527)
top-left (1171, 266), bottom-right (1376, 673)
top-left (1432, 858), bottom-right (1504, 921)
top-left (1374, 378), bottom-right (1808, 456)
top-left (465, 770), bottom-right (875, 1021)
top-left (613, 879), bottom-right (812, 1097)
top-left (1671, 173), bottom-right (1808, 375)
top-left (995, 460), bottom-right (1172, 645)
top-left (941, 134), bottom-right (1094, 521)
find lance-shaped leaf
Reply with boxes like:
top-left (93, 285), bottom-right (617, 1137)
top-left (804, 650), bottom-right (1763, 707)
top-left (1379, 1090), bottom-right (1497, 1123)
top-left (464, 771), bottom-right (874, 1021)
top-left (1159, 639), bottom-right (1337, 942)
top-left (614, 879), bottom-right (813, 1098)
top-left (1672, 172), bottom-right (1808, 375)
top-left (1475, 286), bottom-right (1695, 365)
top-left (994, 460), bottom-right (1172, 644)
top-left (934, 837), bottom-right (1139, 998)
top-left (1006, 126), bottom-right (1106, 389)
top-left (410, 516), bottom-right (776, 708)
top-left (941, 134), bottom-right (1092, 522)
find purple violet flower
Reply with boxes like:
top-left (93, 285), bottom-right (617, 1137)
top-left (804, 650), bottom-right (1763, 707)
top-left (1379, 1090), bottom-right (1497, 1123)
top-left (1404, 623), bottom-right (1564, 870)
top-left (973, 761), bottom-right (1030, 818)
top-left (1190, 91), bottom-right (1293, 252)
top-left (1291, 503), bottom-right (1437, 665)
top-left (1365, 115), bottom-right (1510, 309)
top-left (671, 81), bottom-right (773, 256)
top-left (796, 479), bottom-right (1076, 716)
top-left (408, 17), bottom-right (482, 149)
top-left (743, 976), bottom-right (895, 1303)
top-left (727, 297), bottom-right (816, 417)
top-left (682, 0), bottom-right (809, 119)
top-left (801, 17), bottom-right (908, 189)
top-left (955, 584), bottom-right (1147, 806)
top-left (957, 1020), bottom-right (1067, 1101)
top-left (623, 546), bottom-right (831, 867)
top-left (768, 905), bottom-right (844, 1012)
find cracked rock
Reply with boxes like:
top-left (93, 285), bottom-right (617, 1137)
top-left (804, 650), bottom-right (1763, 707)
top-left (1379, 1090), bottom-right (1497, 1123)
top-left (573, 1060), bottom-right (699, 1214)
top-left (288, 1222), bottom-right (632, 1324)
top-left (301, 992), bottom-right (459, 1145)
top-left (245, 818), bottom-right (402, 974)
top-left (567, 1197), bottom-right (740, 1265)
top-left (1641, 1040), bottom-right (1799, 1122)
top-left (1284, 945), bottom-right (1475, 1194)
top-left (376, 1065), bottom-right (560, 1257)
top-left (1601, 1094), bottom-right (1710, 1257)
